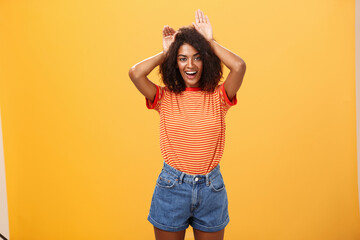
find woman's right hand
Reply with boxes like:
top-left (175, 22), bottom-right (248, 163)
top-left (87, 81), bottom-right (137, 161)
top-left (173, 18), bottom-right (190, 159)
top-left (162, 25), bottom-right (177, 55)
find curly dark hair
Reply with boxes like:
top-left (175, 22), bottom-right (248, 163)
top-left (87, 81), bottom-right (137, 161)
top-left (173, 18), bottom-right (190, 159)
top-left (159, 26), bottom-right (223, 93)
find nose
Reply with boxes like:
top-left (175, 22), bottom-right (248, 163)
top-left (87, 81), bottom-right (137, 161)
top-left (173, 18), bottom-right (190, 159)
top-left (187, 58), bottom-right (194, 67)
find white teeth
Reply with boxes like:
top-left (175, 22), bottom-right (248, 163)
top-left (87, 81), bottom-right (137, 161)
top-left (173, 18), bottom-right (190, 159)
top-left (185, 71), bottom-right (197, 74)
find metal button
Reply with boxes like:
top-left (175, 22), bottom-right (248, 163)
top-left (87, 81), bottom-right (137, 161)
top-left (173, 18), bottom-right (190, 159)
top-left (194, 177), bottom-right (199, 182)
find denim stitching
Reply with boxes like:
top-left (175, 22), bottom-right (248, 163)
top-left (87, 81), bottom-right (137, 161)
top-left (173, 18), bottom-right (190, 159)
top-left (162, 168), bottom-right (179, 179)
top-left (191, 216), bottom-right (229, 229)
top-left (148, 215), bottom-right (189, 229)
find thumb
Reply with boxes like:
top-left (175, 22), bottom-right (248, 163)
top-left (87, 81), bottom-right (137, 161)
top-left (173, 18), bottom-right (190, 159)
top-left (192, 22), bottom-right (199, 31)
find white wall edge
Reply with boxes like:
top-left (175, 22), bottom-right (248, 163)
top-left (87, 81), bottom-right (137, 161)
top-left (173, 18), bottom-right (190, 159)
top-left (0, 108), bottom-right (9, 239)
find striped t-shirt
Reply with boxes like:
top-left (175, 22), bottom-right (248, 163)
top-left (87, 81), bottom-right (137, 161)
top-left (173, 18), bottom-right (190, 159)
top-left (146, 83), bottom-right (237, 175)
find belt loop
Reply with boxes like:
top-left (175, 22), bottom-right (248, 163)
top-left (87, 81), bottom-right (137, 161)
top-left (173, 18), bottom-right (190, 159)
top-left (179, 173), bottom-right (185, 184)
top-left (206, 174), bottom-right (210, 186)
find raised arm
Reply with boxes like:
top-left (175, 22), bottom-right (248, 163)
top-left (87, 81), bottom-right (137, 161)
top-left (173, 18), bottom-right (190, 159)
top-left (128, 25), bottom-right (177, 102)
top-left (192, 9), bottom-right (246, 101)
top-left (128, 52), bottom-right (163, 102)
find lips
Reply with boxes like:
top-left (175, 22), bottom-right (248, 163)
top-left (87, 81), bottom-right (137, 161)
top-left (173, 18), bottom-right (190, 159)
top-left (185, 71), bottom-right (197, 79)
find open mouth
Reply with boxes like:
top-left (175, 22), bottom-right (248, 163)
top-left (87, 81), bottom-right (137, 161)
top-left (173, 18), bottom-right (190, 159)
top-left (185, 71), bottom-right (197, 79)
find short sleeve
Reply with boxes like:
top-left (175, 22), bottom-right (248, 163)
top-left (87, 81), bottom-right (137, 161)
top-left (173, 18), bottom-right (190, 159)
top-left (218, 83), bottom-right (237, 111)
top-left (145, 84), bottom-right (164, 112)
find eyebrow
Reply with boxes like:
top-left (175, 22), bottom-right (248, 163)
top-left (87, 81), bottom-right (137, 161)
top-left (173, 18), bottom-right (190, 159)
top-left (178, 53), bottom-right (200, 57)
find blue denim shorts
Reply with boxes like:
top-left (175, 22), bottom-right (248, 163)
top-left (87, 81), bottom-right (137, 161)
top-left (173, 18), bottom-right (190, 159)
top-left (148, 162), bottom-right (229, 232)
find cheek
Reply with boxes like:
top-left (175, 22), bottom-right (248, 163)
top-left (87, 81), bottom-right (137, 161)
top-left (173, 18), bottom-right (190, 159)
top-left (177, 62), bottom-right (184, 70)
top-left (198, 63), bottom-right (204, 74)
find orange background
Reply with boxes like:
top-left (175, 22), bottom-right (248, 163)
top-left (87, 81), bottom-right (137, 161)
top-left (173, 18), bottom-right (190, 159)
top-left (0, 0), bottom-right (359, 239)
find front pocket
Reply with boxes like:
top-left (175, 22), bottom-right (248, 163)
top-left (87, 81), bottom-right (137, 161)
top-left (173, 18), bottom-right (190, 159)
top-left (210, 173), bottom-right (225, 192)
top-left (156, 171), bottom-right (177, 189)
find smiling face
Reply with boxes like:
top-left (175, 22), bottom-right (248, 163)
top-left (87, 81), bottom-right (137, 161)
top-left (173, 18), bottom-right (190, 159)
top-left (177, 43), bottom-right (203, 88)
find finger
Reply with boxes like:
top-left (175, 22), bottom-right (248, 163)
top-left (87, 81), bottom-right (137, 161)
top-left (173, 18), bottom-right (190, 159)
top-left (205, 15), bottom-right (210, 24)
top-left (200, 10), bottom-right (205, 22)
top-left (195, 9), bottom-right (200, 23)
top-left (173, 31), bottom-right (179, 38)
top-left (192, 22), bottom-right (199, 31)
top-left (165, 26), bottom-right (171, 36)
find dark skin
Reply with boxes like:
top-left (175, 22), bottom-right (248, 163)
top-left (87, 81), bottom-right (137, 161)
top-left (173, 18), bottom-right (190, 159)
top-left (130, 9), bottom-right (244, 240)
top-left (128, 9), bottom-right (246, 105)
top-left (154, 227), bottom-right (225, 240)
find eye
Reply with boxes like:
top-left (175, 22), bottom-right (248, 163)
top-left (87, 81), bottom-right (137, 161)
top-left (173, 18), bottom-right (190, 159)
top-left (179, 58), bottom-right (187, 62)
top-left (195, 56), bottom-right (201, 61)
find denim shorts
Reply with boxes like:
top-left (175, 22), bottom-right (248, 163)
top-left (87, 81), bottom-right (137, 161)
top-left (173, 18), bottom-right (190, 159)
top-left (147, 162), bottom-right (229, 232)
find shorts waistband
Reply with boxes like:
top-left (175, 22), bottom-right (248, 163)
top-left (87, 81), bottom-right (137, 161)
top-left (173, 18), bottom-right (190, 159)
top-left (161, 161), bottom-right (221, 186)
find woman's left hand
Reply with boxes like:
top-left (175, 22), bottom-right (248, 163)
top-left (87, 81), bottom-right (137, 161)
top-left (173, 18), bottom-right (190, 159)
top-left (192, 9), bottom-right (213, 41)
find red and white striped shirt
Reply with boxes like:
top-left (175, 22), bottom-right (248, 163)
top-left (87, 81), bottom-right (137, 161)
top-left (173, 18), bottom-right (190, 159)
top-left (146, 83), bottom-right (237, 175)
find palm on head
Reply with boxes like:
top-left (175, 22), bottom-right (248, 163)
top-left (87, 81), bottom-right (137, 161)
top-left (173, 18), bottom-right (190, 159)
top-left (163, 25), bottom-right (177, 54)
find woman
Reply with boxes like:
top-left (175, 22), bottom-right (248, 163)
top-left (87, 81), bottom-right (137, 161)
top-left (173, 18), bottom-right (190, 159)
top-left (129, 9), bottom-right (246, 240)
